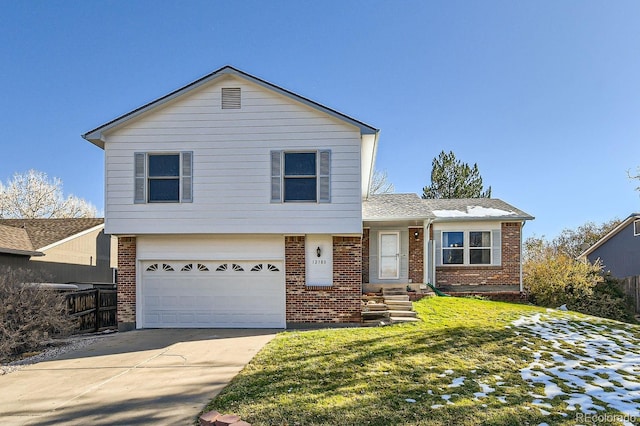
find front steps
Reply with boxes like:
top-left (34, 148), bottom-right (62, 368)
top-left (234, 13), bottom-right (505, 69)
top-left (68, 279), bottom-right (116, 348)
top-left (362, 287), bottom-right (419, 325)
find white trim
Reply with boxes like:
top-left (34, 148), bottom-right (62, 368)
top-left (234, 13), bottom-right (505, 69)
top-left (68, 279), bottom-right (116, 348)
top-left (378, 231), bottom-right (400, 279)
top-left (578, 214), bottom-right (640, 259)
top-left (36, 224), bottom-right (105, 252)
top-left (634, 219), bottom-right (640, 236)
top-left (440, 230), bottom-right (494, 266)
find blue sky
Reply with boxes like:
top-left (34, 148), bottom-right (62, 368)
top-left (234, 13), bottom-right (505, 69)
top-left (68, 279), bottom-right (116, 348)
top-left (1, 0), bottom-right (639, 239)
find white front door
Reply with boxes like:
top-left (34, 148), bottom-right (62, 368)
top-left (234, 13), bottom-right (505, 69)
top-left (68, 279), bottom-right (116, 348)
top-left (379, 232), bottom-right (400, 279)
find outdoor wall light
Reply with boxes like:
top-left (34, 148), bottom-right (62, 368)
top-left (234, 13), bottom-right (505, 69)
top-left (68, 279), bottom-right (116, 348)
top-left (316, 246), bottom-right (322, 257)
top-left (413, 231), bottom-right (420, 240)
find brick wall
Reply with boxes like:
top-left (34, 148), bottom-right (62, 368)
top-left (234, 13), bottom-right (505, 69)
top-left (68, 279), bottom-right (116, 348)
top-left (117, 237), bottom-right (136, 331)
top-left (436, 222), bottom-right (522, 287)
top-left (408, 227), bottom-right (424, 283)
top-left (286, 236), bottom-right (362, 324)
top-left (362, 228), bottom-right (370, 283)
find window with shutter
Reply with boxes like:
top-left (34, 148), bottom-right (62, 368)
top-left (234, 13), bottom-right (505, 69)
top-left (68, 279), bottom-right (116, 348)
top-left (271, 150), bottom-right (331, 203)
top-left (133, 152), bottom-right (193, 203)
top-left (437, 229), bottom-right (501, 266)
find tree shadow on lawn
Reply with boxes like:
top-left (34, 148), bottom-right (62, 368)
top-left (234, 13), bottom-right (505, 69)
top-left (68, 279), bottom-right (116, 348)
top-left (207, 323), bottom-right (566, 426)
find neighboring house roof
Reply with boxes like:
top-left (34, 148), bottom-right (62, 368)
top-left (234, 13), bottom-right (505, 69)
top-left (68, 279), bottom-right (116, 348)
top-left (363, 194), bottom-right (534, 222)
top-left (0, 218), bottom-right (104, 251)
top-left (578, 213), bottom-right (640, 259)
top-left (0, 223), bottom-right (43, 257)
top-left (82, 65), bottom-right (379, 148)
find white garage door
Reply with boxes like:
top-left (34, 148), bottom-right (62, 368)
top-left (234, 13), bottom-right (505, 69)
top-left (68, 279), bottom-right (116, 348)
top-left (141, 260), bottom-right (285, 328)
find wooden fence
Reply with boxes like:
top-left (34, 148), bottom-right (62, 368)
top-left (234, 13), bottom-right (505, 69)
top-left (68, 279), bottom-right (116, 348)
top-left (66, 289), bottom-right (117, 333)
top-left (620, 275), bottom-right (640, 314)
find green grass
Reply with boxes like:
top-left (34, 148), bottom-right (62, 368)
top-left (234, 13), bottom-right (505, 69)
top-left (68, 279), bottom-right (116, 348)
top-left (203, 298), bottom-right (639, 425)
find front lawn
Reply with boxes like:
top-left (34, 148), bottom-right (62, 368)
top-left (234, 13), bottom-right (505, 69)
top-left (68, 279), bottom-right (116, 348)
top-left (204, 297), bottom-right (640, 425)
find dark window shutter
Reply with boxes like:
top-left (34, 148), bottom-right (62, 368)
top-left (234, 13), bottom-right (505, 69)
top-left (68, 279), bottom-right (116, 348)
top-left (271, 151), bottom-right (282, 202)
top-left (492, 229), bottom-right (502, 266)
top-left (134, 153), bottom-right (146, 203)
top-left (318, 150), bottom-right (331, 203)
top-left (181, 151), bottom-right (193, 203)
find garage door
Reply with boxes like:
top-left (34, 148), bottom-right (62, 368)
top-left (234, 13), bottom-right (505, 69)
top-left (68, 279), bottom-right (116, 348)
top-left (141, 260), bottom-right (285, 328)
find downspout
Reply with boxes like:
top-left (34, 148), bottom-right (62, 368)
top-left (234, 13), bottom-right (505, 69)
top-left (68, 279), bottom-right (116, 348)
top-left (423, 219), bottom-right (433, 285)
top-left (520, 221), bottom-right (526, 292)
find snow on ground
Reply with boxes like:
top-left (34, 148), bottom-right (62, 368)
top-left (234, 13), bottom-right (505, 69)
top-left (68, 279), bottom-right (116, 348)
top-left (513, 312), bottom-right (640, 419)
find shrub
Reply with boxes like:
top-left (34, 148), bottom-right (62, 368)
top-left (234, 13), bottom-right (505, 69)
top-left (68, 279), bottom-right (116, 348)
top-left (524, 244), bottom-right (602, 308)
top-left (0, 267), bottom-right (75, 362)
top-left (570, 276), bottom-right (637, 323)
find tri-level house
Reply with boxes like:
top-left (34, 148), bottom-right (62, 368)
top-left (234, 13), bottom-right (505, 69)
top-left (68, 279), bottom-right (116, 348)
top-left (84, 66), bottom-right (533, 331)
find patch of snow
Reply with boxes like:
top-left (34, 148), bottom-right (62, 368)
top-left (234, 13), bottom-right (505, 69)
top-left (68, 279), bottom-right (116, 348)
top-left (431, 404), bottom-right (444, 409)
top-left (497, 396), bottom-right (507, 403)
top-left (557, 304), bottom-right (568, 311)
top-left (432, 206), bottom-right (517, 218)
top-left (448, 376), bottom-right (466, 388)
top-left (405, 398), bottom-right (416, 403)
top-left (443, 369), bottom-right (454, 375)
top-left (513, 312), bottom-right (640, 418)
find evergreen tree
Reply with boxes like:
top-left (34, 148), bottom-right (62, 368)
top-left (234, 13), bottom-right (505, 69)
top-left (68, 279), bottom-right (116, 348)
top-left (422, 151), bottom-right (491, 199)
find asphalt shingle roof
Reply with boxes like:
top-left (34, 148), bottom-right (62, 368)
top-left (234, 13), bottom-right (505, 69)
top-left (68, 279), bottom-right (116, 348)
top-left (363, 194), bottom-right (533, 221)
top-left (0, 223), bottom-right (38, 255)
top-left (0, 218), bottom-right (104, 250)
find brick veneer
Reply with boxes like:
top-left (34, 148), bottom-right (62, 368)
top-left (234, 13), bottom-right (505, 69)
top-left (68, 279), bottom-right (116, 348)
top-left (285, 236), bottom-right (362, 324)
top-left (362, 228), bottom-right (370, 283)
top-left (117, 237), bottom-right (137, 331)
top-left (408, 227), bottom-right (424, 283)
top-left (436, 222), bottom-right (522, 287)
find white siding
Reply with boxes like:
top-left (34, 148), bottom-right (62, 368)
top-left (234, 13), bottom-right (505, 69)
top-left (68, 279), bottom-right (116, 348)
top-left (103, 76), bottom-right (363, 235)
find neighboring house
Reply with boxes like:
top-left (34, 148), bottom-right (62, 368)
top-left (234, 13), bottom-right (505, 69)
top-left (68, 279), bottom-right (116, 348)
top-left (83, 65), bottom-right (532, 331)
top-left (0, 218), bottom-right (116, 286)
top-left (579, 213), bottom-right (640, 278)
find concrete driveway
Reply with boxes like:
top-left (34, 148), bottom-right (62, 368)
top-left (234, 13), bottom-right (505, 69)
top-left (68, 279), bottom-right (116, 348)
top-left (0, 329), bottom-right (278, 425)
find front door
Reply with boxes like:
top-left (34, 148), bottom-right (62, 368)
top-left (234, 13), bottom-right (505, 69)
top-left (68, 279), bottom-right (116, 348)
top-left (379, 232), bottom-right (400, 279)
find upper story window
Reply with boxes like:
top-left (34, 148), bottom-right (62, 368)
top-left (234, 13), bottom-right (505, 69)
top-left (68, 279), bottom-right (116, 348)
top-left (284, 153), bottom-right (317, 201)
top-left (271, 150), bottom-right (330, 203)
top-left (440, 230), bottom-right (496, 266)
top-left (134, 152), bottom-right (192, 204)
top-left (148, 154), bottom-right (180, 202)
top-left (635, 219), bottom-right (640, 236)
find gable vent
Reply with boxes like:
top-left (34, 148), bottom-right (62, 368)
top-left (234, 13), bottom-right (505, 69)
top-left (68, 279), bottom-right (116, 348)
top-left (221, 87), bottom-right (241, 109)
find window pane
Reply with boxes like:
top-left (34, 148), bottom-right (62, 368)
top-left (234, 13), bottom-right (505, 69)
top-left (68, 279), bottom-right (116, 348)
top-left (284, 178), bottom-right (317, 201)
top-left (443, 248), bottom-right (463, 264)
top-left (149, 154), bottom-right (180, 177)
top-left (470, 231), bottom-right (490, 247)
top-left (284, 153), bottom-right (316, 176)
top-left (635, 220), bottom-right (640, 235)
top-left (470, 249), bottom-right (491, 264)
top-left (149, 179), bottom-right (179, 202)
top-left (443, 232), bottom-right (464, 248)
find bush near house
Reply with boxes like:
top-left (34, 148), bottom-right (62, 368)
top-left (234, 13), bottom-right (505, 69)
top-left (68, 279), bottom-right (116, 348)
top-left (523, 241), bottom-right (636, 323)
top-left (0, 267), bottom-right (74, 362)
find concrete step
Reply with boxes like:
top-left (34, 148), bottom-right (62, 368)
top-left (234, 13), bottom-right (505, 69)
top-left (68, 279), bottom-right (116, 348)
top-left (382, 287), bottom-right (408, 296)
top-left (385, 301), bottom-right (413, 310)
top-left (387, 310), bottom-right (418, 318)
top-left (383, 295), bottom-right (410, 301)
top-left (390, 317), bottom-right (420, 323)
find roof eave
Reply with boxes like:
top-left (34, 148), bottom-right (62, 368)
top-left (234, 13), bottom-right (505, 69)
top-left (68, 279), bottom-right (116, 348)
top-left (432, 216), bottom-right (533, 222)
top-left (0, 248), bottom-right (44, 257)
top-left (578, 213), bottom-right (640, 259)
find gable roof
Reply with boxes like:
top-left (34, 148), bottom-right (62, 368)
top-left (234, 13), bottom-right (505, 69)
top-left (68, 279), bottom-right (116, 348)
top-left (0, 218), bottom-right (104, 251)
top-left (363, 194), bottom-right (534, 222)
top-left (578, 213), bottom-right (640, 259)
top-left (0, 223), bottom-right (42, 257)
top-left (82, 65), bottom-right (379, 149)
